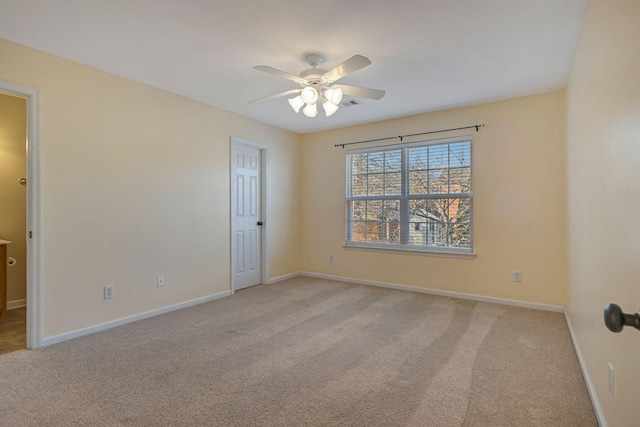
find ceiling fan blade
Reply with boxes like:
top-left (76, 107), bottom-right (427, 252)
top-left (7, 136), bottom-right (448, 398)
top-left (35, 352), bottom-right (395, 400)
top-left (249, 89), bottom-right (302, 104)
top-left (253, 66), bottom-right (306, 84)
top-left (332, 84), bottom-right (385, 100)
top-left (322, 55), bottom-right (372, 83)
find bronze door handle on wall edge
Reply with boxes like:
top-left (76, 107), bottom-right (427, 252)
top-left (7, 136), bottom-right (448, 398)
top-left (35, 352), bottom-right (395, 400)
top-left (604, 304), bottom-right (640, 333)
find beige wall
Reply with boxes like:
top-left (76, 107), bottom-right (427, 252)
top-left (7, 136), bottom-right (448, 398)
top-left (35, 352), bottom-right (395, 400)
top-left (0, 92), bottom-right (27, 303)
top-left (0, 38), bottom-right (301, 338)
top-left (300, 92), bottom-right (567, 306)
top-left (566, 0), bottom-right (640, 425)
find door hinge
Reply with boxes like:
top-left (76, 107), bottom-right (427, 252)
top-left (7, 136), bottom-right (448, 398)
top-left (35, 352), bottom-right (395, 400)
top-left (29, 231), bottom-right (32, 238)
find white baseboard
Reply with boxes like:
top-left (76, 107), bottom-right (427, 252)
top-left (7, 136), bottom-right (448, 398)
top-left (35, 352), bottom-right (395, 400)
top-left (300, 271), bottom-right (564, 313)
top-left (7, 298), bottom-right (27, 310)
top-left (564, 309), bottom-right (607, 427)
top-left (266, 271), bottom-right (301, 285)
top-left (40, 290), bottom-right (231, 348)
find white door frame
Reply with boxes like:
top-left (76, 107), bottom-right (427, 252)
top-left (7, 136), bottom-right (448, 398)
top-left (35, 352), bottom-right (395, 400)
top-left (0, 80), bottom-right (42, 349)
top-left (230, 137), bottom-right (269, 294)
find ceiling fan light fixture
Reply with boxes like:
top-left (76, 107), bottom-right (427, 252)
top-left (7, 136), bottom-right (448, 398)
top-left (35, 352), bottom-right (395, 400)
top-left (288, 95), bottom-right (305, 113)
top-left (324, 87), bottom-right (343, 105)
top-left (303, 103), bottom-right (318, 118)
top-left (323, 99), bottom-right (339, 117)
top-left (301, 86), bottom-right (319, 105)
top-left (252, 53), bottom-right (384, 119)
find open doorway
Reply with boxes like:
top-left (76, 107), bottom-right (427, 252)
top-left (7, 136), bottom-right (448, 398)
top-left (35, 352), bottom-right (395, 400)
top-left (0, 80), bottom-right (41, 351)
top-left (0, 92), bottom-right (27, 354)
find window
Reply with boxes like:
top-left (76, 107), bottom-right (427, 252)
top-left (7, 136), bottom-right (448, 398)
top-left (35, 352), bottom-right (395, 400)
top-left (345, 135), bottom-right (472, 255)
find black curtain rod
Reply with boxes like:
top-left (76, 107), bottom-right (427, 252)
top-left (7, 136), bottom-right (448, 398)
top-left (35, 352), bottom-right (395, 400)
top-left (334, 124), bottom-right (485, 148)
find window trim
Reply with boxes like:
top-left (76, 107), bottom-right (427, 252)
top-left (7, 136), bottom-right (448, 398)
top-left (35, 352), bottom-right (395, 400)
top-left (343, 242), bottom-right (476, 259)
top-left (345, 134), bottom-right (474, 256)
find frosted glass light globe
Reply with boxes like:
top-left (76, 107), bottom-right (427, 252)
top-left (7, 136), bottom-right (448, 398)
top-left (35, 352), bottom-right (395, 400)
top-left (301, 87), bottom-right (319, 105)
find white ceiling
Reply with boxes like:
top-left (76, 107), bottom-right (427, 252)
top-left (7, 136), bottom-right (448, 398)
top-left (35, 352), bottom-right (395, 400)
top-left (0, 0), bottom-right (588, 134)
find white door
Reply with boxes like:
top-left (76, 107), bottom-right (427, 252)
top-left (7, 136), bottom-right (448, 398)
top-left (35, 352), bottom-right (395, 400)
top-left (231, 144), bottom-right (262, 290)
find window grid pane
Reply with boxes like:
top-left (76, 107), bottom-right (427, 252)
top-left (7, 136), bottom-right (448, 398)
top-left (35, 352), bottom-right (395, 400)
top-left (407, 142), bottom-right (471, 196)
top-left (347, 140), bottom-right (472, 251)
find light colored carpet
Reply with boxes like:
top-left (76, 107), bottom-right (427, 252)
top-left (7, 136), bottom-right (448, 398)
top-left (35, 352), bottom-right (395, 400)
top-left (0, 277), bottom-right (596, 426)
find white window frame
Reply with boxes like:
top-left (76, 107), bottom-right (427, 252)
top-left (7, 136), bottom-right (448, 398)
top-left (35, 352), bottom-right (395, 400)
top-left (344, 135), bottom-right (475, 259)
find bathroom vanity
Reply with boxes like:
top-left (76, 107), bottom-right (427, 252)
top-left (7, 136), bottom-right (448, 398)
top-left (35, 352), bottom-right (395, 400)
top-left (0, 239), bottom-right (9, 322)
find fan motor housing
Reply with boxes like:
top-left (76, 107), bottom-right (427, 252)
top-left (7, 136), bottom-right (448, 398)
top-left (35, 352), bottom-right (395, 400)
top-left (299, 68), bottom-right (328, 85)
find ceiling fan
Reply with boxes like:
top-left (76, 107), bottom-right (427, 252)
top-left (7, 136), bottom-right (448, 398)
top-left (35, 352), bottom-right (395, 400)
top-left (250, 53), bottom-right (385, 118)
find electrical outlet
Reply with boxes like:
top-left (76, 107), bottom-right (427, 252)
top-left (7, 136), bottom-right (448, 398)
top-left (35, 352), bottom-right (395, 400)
top-left (157, 274), bottom-right (165, 287)
top-left (329, 254), bottom-right (334, 263)
top-left (513, 271), bottom-right (522, 282)
top-left (608, 362), bottom-right (614, 395)
top-left (104, 284), bottom-right (114, 300)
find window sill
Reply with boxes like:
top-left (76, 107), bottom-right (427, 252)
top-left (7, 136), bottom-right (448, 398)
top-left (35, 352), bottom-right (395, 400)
top-left (343, 243), bottom-right (476, 259)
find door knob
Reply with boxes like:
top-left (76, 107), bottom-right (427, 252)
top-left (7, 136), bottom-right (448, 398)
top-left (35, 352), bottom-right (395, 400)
top-left (257, 221), bottom-right (263, 226)
top-left (604, 304), bottom-right (640, 333)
